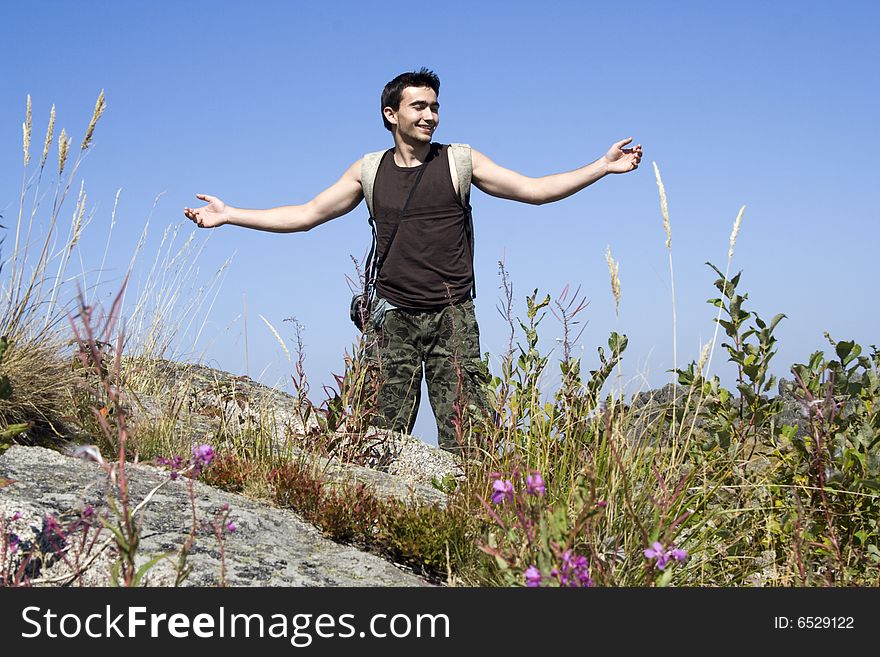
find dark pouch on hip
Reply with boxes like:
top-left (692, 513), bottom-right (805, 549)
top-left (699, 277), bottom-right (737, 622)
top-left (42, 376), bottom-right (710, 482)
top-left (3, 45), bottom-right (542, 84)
top-left (350, 293), bottom-right (370, 331)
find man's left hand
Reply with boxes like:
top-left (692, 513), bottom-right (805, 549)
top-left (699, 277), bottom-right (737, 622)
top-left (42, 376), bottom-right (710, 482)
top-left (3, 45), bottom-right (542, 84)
top-left (604, 138), bottom-right (642, 174)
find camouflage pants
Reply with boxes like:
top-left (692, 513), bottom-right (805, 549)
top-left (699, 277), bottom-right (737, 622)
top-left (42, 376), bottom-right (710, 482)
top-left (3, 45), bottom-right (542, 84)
top-left (367, 298), bottom-right (492, 453)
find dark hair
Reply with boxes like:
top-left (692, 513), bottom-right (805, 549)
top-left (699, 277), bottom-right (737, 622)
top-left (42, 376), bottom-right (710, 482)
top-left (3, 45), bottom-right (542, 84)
top-left (380, 68), bottom-right (440, 132)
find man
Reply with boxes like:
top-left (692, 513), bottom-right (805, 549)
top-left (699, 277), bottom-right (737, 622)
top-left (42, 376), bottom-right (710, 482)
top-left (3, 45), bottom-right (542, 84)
top-left (184, 68), bottom-right (641, 454)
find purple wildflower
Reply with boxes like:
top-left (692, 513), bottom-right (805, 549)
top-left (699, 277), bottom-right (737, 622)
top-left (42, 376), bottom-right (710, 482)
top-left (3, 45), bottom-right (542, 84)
top-left (70, 505), bottom-right (97, 531)
top-left (644, 541), bottom-right (670, 569)
top-left (596, 500), bottom-right (607, 508)
top-left (156, 454), bottom-right (185, 479)
top-left (644, 541), bottom-right (663, 560)
top-left (555, 550), bottom-right (594, 587)
top-left (181, 444), bottom-right (216, 478)
top-left (192, 444), bottom-right (214, 468)
top-left (644, 541), bottom-right (687, 570)
top-left (570, 554), bottom-right (593, 587)
top-left (524, 565), bottom-right (542, 587)
top-left (8, 534), bottom-right (20, 554)
top-left (226, 522), bottom-right (237, 533)
top-left (156, 454), bottom-right (183, 470)
top-left (41, 515), bottom-right (68, 555)
top-left (43, 514), bottom-right (62, 535)
top-left (11, 511), bottom-right (22, 521)
top-left (491, 479), bottom-right (515, 504)
top-left (526, 473), bottom-right (546, 496)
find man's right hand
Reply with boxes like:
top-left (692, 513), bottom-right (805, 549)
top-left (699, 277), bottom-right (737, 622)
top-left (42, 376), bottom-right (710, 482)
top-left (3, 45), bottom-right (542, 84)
top-left (181, 158), bottom-right (364, 234)
top-left (184, 194), bottom-right (229, 228)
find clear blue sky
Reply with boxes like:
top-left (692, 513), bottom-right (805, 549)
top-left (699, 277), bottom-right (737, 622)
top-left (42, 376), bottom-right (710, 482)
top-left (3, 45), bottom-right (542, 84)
top-left (2, 1), bottom-right (877, 444)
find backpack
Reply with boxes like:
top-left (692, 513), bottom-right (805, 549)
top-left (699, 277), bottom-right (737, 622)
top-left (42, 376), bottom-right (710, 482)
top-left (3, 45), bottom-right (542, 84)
top-left (350, 143), bottom-right (476, 330)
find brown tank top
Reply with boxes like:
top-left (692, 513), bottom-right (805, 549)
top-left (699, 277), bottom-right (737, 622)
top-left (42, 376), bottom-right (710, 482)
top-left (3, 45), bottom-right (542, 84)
top-left (373, 143), bottom-right (473, 308)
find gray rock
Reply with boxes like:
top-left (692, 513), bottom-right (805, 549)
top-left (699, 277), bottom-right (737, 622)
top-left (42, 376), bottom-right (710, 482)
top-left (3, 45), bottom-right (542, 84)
top-left (0, 357), bottom-right (468, 587)
top-left (119, 358), bottom-right (460, 503)
top-left (0, 445), bottom-right (432, 587)
top-left (120, 357), bottom-right (321, 446)
top-left (290, 440), bottom-right (451, 508)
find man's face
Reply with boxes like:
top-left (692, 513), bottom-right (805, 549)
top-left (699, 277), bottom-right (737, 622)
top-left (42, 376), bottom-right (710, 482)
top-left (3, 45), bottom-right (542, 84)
top-left (385, 86), bottom-right (439, 143)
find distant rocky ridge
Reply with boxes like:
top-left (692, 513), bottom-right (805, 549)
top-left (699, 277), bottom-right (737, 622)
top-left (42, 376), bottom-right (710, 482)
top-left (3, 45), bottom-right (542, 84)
top-left (624, 379), bottom-right (812, 440)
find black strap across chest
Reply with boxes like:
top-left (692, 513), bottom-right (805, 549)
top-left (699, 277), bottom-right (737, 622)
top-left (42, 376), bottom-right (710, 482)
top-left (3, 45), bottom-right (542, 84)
top-left (365, 152), bottom-right (428, 287)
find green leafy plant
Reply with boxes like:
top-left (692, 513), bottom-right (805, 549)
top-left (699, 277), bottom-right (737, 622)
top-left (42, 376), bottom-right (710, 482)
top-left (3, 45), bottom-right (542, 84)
top-left (769, 336), bottom-right (880, 583)
top-left (676, 263), bottom-right (785, 451)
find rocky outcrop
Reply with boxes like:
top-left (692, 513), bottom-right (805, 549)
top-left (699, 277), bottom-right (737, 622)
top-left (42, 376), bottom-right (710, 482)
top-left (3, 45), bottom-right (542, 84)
top-left (0, 445), bottom-right (432, 587)
top-left (116, 358), bottom-right (461, 503)
top-left (0, 357), bottom-right (468, 587)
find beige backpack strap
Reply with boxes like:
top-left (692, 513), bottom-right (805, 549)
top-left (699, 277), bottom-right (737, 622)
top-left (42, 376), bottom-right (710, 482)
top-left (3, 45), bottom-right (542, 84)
top-left (360, 150), bottom-right (386, 217)
top-left (448, 143), bottom-right (477, 299)
top-left (448, 143), bottom-right (472, 207)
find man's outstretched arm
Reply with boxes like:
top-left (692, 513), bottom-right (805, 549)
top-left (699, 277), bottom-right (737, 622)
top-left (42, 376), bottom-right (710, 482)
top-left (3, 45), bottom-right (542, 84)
top-left (183, 159), bottom-right (364, 233)
top-left (471, 138), bottom-right (642, 205)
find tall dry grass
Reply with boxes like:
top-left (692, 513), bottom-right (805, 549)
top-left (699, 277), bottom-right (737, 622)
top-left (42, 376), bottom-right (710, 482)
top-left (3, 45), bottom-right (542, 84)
top-left (0, 93), bottom-right (233, 452)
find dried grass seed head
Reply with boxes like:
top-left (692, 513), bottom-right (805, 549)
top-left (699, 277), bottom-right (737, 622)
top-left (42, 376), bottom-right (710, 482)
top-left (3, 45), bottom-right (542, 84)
top-left (696, 341), bottom-right (711, 375)
top-left (58, 128), bottom-right (71, 176)
top-left (81, 89), bottom-right (106, 151)
top-left (259, 314), bottom-right (291, 364)
top-left (70, 181), bottom-right (87, 250)
top-left (652, 162), bottom-right (671, 250)
top-left (605, 245), bottom-right (621, 316)
top-left (23, 95), bottom-right (33, 167)
top-left (41, 104), bottom-right (56, 169)
top-left (728, 205), bottom-right (745, 260)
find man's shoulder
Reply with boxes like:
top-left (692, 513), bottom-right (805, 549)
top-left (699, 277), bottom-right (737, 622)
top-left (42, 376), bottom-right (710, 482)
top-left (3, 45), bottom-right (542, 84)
top-left (439, 142), bottom-right (472, 151)
top-left (362, 146), bottom-right (394, 158)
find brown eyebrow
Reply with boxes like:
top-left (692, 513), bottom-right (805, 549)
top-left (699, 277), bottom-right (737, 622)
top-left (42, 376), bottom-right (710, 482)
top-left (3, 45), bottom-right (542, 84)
top-left (410, 100), bottom-right (440, 109)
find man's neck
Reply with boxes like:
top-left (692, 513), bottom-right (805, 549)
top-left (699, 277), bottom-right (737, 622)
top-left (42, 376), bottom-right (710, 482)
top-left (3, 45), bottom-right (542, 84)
top-left (391, 135), bottom-right (432, 167)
